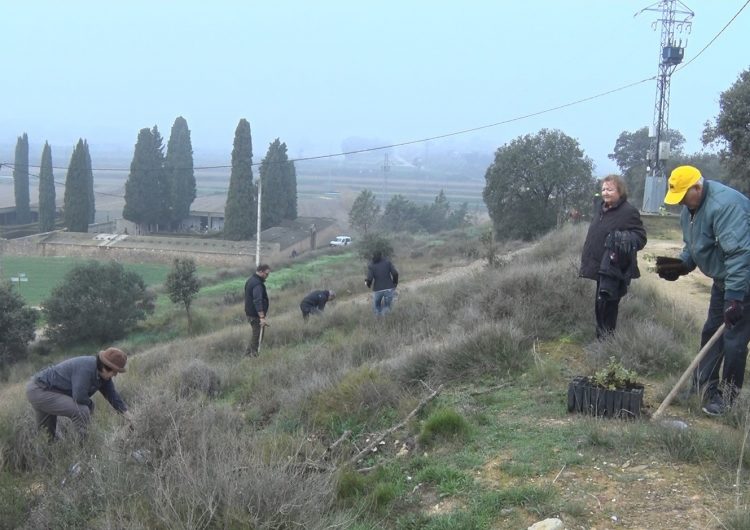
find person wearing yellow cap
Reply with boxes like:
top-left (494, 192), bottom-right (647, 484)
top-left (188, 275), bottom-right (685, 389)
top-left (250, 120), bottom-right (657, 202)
top-left (656, 165), bottom-right (750, 416)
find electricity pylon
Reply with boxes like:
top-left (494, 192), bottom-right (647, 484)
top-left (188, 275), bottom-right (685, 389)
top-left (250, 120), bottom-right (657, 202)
top-left (638, 0), bottom-right (693, 213)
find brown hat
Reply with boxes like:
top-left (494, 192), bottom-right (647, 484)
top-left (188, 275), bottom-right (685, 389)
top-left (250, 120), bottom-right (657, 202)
top-left (99, 347), bottom-right (128, 373)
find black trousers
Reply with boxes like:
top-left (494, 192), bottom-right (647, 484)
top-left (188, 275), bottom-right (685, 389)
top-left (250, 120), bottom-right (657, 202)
top-left (246, 316), bottom-right (262, 355)
top-left (595, 280), bottom-right (620, 339)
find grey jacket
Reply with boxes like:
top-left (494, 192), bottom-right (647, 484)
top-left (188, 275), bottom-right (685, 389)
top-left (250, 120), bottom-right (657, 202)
top-left (34, 356), bottom-right (128, 412)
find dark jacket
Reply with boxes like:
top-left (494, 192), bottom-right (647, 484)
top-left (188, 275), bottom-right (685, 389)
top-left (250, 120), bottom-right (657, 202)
top-left (677, 180), bottom-right (750, 301)
top-left (579, 198), bottom-right (646, 280)
top-left (34, 356), bottom-right (128, 412)
top-left (366, 258), bottom-right (399, 291)
top-left (300, 290), bottom-right (331, 313)
top-left (244, 273), bottom-right (269, 318)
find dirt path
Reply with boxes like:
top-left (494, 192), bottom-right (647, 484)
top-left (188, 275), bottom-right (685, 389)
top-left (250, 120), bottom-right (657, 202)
top-left (638, 239), bottom-right (713, 327)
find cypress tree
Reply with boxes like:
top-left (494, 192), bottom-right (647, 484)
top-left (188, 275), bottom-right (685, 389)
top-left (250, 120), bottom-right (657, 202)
top-left (84, 140), bottom-right (95, 224)
top-left (63, 139), bottom-right (91, 232)
top-left (123, 126), bottom-right (166, 231)
top-left (38, 142), bottom-right (56, 232)
top-left (165, 116), bottom-right (196, 229)
top-left (260, 138), bottom-right (297, 227)
top-left (13, 133), bottom-right (30, 224)
top-left (285, 149), bottom-right (298, 220)
top-left (223, 119), bottom-right (256, 240)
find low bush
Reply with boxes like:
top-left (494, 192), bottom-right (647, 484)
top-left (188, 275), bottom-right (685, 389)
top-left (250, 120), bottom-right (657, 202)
top-left (585, 320), bottom-right (685, 377)
top-left (173, 359), bottom-right (221, 399)
top-left (418, 408), bottom-right (470, 447)
top-left (306, 366), bottom-right (403, 432)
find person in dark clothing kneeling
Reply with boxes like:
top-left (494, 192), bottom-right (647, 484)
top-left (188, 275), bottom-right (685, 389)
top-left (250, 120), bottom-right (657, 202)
top-left (579, 175), bottom-right (647, 339)
top-left (300, 289), bottom-right (336, 321)
top-left (26, 347), bottom-right (132, 440)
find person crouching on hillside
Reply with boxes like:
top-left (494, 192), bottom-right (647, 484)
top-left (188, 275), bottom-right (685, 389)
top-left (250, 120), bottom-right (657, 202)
top-left (300, 289), bottom-right (336, 321)
top-left (26, 347), bottom-right (133, 440)
top-left (579, 175), bottom-right (647, 339)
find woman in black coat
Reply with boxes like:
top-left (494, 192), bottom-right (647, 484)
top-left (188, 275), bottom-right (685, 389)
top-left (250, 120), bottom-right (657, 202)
top-left (580, 175), bottom-right (647, 338)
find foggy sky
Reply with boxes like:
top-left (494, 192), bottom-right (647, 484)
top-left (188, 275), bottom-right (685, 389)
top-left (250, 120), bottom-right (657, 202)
top-left (1, 1), bottom-right (748, 175)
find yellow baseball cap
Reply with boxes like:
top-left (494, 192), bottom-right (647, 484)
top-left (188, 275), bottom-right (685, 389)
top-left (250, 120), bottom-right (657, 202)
top-left (664, 165), bottom-right (702, 205)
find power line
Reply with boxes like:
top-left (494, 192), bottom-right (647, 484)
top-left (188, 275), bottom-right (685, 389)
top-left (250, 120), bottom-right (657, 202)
top-left (676, 0), bottom-right (750, 73)
top-left (0, 1), bottom-right (746, 182)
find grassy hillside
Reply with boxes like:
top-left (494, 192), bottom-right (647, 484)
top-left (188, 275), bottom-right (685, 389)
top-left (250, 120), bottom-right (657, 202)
top-left (1, 225), bottom-right (750, 529)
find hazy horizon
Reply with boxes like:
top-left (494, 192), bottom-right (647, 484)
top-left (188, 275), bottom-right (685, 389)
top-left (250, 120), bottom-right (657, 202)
top-left (1, 1), bottom-right (748, 179)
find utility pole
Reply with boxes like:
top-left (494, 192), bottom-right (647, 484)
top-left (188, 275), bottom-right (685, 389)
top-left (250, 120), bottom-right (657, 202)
top-left (638, 0), bottom-right (693, 213)
top-left (255, 175), bottom-right (262, 267)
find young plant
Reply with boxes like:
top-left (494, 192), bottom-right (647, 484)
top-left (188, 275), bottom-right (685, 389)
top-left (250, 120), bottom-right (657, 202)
top-left (592, 356), bottom-right (639, 390)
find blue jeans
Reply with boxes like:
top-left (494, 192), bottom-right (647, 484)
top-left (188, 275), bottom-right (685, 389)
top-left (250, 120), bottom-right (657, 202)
top-left (693, 282), bottom-right (750, 399)
top-left (373, 289), bottom-right (395, 316)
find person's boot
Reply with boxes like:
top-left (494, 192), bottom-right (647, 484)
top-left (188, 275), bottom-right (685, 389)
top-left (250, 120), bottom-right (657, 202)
top-left (702, 392), bottom-right (729, 416)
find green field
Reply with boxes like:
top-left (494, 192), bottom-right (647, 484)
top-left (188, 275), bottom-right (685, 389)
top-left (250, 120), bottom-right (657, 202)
top-left (0, 256), bottom-right (178, 307)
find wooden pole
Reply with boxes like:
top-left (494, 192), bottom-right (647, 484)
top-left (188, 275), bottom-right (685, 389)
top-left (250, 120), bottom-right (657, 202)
top-left (652, 324), bottom-right (725, 420)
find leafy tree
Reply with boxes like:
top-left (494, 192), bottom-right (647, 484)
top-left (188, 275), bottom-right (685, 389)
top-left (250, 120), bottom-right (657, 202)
top-left (609, 127), bottom-right (685, 205)
top-left (356, 233), bottom-right (394, 262)
top-left (380, 194), bottom-right (421, 232)
top-left (483, 128), bottom-right (595, 240)
top-left (674, 152), bottom-right (728, 183)
top-left (123, 126), bottom-right (167, 231)
top-left (349, 189), bottom-right (381, 234)
top-left (0, 282), bottom-right (37, 368)
top-left (42, 261), bottom-right (155, 346)
top-left (223, 118), bottom-right (256, 240)
top-left (38, 142), bottom-right (57, 232)
top-left (703, 68), bottom-right (750, 194)
top-left (165, 257), bottom-right (200, 334)
top-left (418, 190), bottom-right (451, 232)
top-left (260, 139), bottom-right (297, 227)
top-left (13, 133), bottom-right (30, 224)
top-left (378, 191), bottom-right (467, 233)
top-left (63, 139), bottom-right (92, 232)
top-left (165, 116), bottom-right (196, 228)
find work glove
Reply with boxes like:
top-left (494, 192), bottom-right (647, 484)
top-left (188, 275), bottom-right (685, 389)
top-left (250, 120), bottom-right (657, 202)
top-left (655, 256), bottom-right (689, 281)
top-left (724, 300), bottom-right (744, 328)
top-left (605, 230), bottom-right (637, 255)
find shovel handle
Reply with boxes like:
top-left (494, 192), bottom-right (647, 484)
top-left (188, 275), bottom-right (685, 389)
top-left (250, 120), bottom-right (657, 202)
top-left (652, 323), bottom-right (726, 420)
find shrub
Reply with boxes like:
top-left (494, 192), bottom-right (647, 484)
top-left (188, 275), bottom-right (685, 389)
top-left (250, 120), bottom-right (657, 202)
top-left (585, 320), bottom-right (685, 377)
top-left (0, 472), bottom-right (28, 529)
top-left (173, 359), bottom-right (221, 399)
top-left (0, 282), bottom-right (37, 369)
top-left (418, 407), bottom-right (470, 447)
top-left (42, 261), bottom-right (155, 345)
top-left (434, 320), bottom-right (530, 382)
top-left (306, 366), bottom-right (403, 431)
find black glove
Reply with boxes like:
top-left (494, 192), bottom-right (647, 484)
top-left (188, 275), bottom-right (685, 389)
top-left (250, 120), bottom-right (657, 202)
top-left (655, 256), bottom-right (689, 281)
top-left (365, 279), bottom-right (372, 289)
top-left (724, 300), bottom-right (744, 328)
top-left (606, 230), bottom-right (636, 255)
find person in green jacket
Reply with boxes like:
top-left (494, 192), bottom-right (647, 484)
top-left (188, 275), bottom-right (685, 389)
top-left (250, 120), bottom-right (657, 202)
top-left (656, 165), bottom-right (750, 416)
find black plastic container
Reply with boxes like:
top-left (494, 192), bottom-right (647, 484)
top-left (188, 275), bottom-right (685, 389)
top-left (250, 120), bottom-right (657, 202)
top-left (567, 375), bottom-right (644, 418)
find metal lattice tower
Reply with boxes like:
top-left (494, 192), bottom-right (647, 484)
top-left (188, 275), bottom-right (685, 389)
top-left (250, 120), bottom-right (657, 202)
top-left (638, 0), bottom-right (693, 213)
